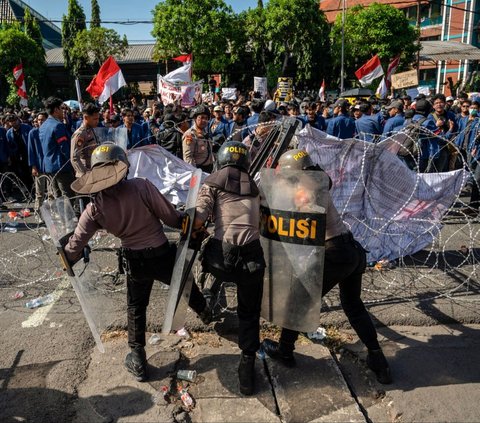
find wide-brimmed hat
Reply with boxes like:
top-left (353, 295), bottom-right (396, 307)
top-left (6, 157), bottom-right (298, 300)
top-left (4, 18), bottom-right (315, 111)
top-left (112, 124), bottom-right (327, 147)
top-left (71, 143), bottom-right (129, 194)
top-left (71, 161), bottom-right (128, 194)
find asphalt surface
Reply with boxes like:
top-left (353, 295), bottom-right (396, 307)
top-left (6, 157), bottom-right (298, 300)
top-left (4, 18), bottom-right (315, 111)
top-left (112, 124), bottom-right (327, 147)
top-left (0, 205), bottom-right (479, 422)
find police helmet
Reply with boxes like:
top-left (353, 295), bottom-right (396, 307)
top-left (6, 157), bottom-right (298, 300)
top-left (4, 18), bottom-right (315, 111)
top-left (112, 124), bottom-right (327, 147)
top-left (278, 149), bottom-right (316, 171)
top-left (190, 104), bottom-right (211, 119)
top-left (91, 142), bottom-right (129, 168)
top-left (217, 141), bottom-right (251, 171)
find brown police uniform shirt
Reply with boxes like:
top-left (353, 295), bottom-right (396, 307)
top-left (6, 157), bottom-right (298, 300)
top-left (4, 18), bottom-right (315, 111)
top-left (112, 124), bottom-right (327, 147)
top-left (64, 178), bottom-right (183, 263)
top-left (195, 185), bottom-right (260, 246)
top-left (182, 125), bottom-right (213, 168)
top-left (71, 124), bottom-right (98, 177)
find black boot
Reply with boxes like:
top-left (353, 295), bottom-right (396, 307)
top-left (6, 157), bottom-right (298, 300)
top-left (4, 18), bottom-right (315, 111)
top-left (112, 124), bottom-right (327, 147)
top-left (238, 353), bottom-right (255, 396)
top-left (125, 347), bottom-right (147, 382)
top-left (261, 339), bottom-right (296, 368)
top-left (366, 349), bottom-right (392, 384)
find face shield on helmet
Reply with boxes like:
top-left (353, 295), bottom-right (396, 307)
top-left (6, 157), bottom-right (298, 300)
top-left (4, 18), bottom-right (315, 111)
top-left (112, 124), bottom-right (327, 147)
top-left (277, 149), bottom-right (317, 171)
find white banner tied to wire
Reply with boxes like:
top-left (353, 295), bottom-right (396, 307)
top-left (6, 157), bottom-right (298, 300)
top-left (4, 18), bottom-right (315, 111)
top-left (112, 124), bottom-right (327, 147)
top-left (297, 126), bottom-right (466, 262)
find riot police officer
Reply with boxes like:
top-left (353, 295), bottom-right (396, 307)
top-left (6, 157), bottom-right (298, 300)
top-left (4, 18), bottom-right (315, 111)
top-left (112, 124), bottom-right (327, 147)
top-left (183, 105), bottom-right (214, 172)
top-left (63, 143), bottom-right (211, 382)
top-left (261, 150), bottom-right (392, 385)
top-left (192, 141), bottom-right (265, 395)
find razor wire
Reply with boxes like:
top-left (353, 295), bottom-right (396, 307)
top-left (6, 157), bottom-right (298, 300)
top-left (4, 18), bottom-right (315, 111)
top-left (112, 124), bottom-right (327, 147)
top-left (1, 119), bottom-right (480, 315)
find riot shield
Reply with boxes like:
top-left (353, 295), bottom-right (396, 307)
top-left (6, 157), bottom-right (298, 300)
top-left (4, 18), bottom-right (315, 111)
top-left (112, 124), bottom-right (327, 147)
top-left (41, 197), bottom-right (122, 353)
top-left (162, 168), bottom-right (203, 334)
top-left (259, 168), bottom-right (329, 332)
top-left (93, 127), bottom-right (128, 151)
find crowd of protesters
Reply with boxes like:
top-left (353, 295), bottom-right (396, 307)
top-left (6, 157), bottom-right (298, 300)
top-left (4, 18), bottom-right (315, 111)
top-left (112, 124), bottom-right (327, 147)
top-left (0, 88), bottom-right (479, 217)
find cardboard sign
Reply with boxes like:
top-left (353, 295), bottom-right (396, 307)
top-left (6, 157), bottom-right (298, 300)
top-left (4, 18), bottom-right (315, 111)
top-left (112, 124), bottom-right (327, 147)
top-left (391, 70), bottom-right (419, 89)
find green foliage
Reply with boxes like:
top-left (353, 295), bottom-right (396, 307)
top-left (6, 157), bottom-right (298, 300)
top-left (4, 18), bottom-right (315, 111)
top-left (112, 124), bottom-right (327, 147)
top-left (91, 0), bottom-right (101, 29)
top-left (71, 27), bottom-right (128, 75)
top-left (23, 8), bottom-right (43, 50)
top-left (0, 25), bottom-right (46, 105)
top-left (151, 0), bottom-right (239, 75)
top-left (262, 0), bottom-right (331, 84)
top-left (62, 0), bottom-right (87, 76)
top-left (331, 3), bottom-right (419, 84)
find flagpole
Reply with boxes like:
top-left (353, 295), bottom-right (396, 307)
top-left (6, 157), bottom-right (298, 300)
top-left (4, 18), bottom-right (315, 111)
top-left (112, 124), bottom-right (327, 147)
top-left (340, 0), bottom-right (346, 93)
top-left (109, 95), bottom-right (114, 115)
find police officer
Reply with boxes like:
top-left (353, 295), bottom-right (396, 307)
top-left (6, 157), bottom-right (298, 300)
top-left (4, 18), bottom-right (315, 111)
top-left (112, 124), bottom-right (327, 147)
top-left (70, 103), bottom-right (100, 178)
top-left (63, 143), bottom-right (211, 382)
top-left (192, 141), bottom-right (265, 395)
top-left (183, 105), bottom-right (214, 172)
top-left (261, 150), bottom-right (392, 385)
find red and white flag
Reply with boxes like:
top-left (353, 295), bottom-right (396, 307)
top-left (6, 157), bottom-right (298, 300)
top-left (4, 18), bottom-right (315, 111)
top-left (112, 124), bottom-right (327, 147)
top-left (86, 56), bottom-right (126, 104)
top-left (385, 56), bottom-right (400, 90)
top-left (172, 53), bottom-right (192, 63)
top-left (355, 55), bottom-right (384, 87)
top-left (318, 79), bottom-right (326, 102)
top-left (13, 64), bottom-right (28, 106)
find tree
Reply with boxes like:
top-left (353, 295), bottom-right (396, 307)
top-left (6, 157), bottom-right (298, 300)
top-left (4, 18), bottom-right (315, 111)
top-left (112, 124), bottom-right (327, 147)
top-left (71, 27), bottom-right (128, 75)
top-left (331, 3), bottom-right (418, 87)
top-left (23, 8), bottom-right (43, 50)
top-left (62, 0), bottom-right (87, 76)
top-left (91, 0), bottom-right (101, 29)
top-left (0, 25), bottom-right (46, 105)
top-left (151, 0), bottom-right (239, 76)
top-left (262, 0), bottom-right (331, 85)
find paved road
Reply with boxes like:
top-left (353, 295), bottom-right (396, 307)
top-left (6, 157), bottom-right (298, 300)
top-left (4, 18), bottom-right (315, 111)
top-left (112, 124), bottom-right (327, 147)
top-left (0, 210), bottom-right (479, 422)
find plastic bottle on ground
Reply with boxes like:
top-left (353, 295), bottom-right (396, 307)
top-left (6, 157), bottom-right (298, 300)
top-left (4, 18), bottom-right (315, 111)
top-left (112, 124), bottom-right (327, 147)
top-left (26, 294), bottom-right (55, 309)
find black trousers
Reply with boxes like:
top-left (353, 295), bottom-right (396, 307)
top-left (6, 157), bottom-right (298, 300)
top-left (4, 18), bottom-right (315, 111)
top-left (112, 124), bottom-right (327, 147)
top-left (279, 235), bottom-right (380, 352)
top-left (125, 244), bottom-right (206, 349)
top-left (206, 265), bottom-right (264, 355)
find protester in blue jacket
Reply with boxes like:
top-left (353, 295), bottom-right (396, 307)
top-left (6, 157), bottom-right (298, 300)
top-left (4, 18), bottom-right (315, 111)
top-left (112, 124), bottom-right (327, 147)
top-left (354, 103), bottom-right (382, 142)
top-left (326, 99), bottom-right (355, 139)
top-left (39, 97), bottom-right (76, 201)
top-left (6, 114), bottom-right (32, 190)
top-left (208, 105), bottom-right (229, 145)
top-left (411, 99), bottom-right (439, 173)
top-left (121, 108), bottom-right (148, 149)
top-left (301, 102), bottom-right (327, 131)
top-left (382, 100), bottom-right (406, 139)
top-left (28, 112), bottom-right (48, 213)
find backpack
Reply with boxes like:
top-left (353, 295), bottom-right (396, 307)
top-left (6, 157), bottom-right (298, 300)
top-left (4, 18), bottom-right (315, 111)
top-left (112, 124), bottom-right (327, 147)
top-left (397, 116), bottom-right (428, 157)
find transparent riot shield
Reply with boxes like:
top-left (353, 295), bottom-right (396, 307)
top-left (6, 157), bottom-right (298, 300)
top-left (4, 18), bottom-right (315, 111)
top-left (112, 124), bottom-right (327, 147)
top-left (41, 197), bottom-right (123, 353)
top-left (93, 127), bottom-right (128, 151)
top-left (259, 168), bottom-right (329, 332)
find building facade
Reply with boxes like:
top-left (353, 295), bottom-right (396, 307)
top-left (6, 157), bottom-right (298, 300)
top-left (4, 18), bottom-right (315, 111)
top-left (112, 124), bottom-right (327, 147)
top-left (320, 0), bottom-right (480, 94)
top-left (0, 0), bottom-right (62, 50)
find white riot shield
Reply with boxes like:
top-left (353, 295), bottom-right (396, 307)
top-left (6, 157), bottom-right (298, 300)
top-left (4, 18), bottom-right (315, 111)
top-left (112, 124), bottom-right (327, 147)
top-left (41, 197), bottom-right (122, 353)
top-left (93, 127), bottom-right (128, 151)
top-left (260, 168), bottom-right (329, 332)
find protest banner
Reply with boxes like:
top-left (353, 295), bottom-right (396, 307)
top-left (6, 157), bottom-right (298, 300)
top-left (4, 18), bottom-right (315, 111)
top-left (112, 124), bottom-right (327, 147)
top-left (274, 77), bottom-right (293, 102)
top-left (391, 70), bottom-right (419, 89)
top-left (254, 77), bottom-right (268, 98)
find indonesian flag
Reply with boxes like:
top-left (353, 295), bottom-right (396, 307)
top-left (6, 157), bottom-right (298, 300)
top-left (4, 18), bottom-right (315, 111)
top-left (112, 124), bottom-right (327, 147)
top-left (386, 56), bottom-right (401, 90)
top-left (355, 55), bottom-right (384, 87)
top-left (172, 53), bottom-right (192, 63)
top-left (86, 56), bottom-right (126, 104)
top-left (13, 64), bottom-right (28, 106)
top-left (318, 79), bottom-right (326, 101)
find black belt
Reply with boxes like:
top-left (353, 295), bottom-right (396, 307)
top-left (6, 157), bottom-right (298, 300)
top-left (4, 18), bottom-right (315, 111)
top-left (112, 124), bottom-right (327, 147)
top-left (325, 232), bottom-right (354, 248)
top-left (121, 242), bottom-right (170, 260)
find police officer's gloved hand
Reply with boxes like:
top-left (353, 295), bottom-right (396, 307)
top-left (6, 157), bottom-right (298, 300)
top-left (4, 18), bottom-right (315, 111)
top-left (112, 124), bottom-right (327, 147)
top-left (189, 226), bottom-right (209, 250)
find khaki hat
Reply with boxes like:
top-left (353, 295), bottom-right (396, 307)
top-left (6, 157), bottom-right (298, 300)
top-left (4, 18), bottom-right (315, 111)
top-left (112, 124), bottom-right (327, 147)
top-left (71, 161), bottom-right (129, 194)
top-left (71, 143), bottom-right (129, 194)
top-left (213, 105), bottom-right (224, 112)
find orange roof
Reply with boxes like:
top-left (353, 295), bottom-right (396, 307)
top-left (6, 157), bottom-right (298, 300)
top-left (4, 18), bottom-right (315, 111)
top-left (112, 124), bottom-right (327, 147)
top-left (319, 0), bottom-right (428, 23)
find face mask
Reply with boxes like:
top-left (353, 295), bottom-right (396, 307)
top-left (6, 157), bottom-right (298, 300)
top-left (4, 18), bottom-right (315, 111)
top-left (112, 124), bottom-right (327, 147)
top-left (470, 109), bottom-right (478, 116)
